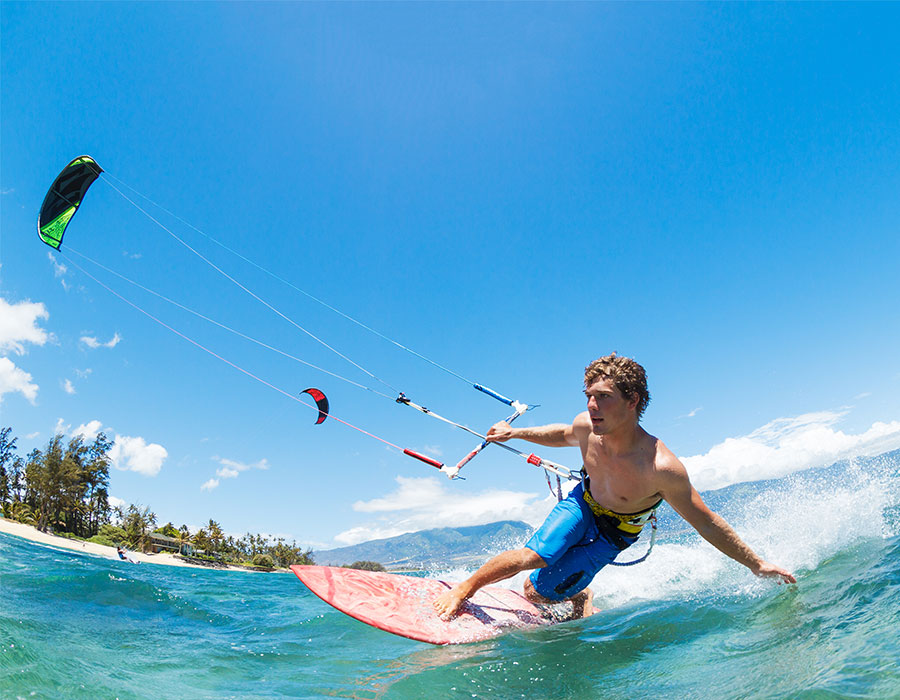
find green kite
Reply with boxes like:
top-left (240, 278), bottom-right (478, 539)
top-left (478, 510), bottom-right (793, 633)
top-left (38, 155), bottom-right (103, 249)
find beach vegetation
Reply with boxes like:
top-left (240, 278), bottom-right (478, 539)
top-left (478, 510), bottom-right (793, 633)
top-left (154, 522), bottom-right (181, 539)
top-left (345, 561), bottom-right (386, 571)
top-left (5, 500), bottom-right (36, 525)
top-left (88, 523), bottom-right (128, 547)
top-left (1, 427), bottom-right (317, 569)
top-left (0, 428), bottom-right (16, 508)
top-left (252, 553), bottom-right (275, 568)
top-left (120, 504), bottom-right (158, 551)
top-left (87, 533), bottom-right (119, 547)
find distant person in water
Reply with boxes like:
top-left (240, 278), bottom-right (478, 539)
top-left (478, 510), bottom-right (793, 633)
top-left (117, 546), bottom-right (139, 564)
top-left (434, 353), bottom-right (796, 621)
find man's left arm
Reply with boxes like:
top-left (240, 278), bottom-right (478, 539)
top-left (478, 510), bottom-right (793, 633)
top-left (659, 463), bottom-right (797, 584)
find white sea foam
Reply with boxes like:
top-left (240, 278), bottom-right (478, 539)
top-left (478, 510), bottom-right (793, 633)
top-left (592, 456), bottom-right (899, 609)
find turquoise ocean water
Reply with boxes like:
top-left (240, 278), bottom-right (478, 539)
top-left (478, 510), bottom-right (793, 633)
top-left (2, 452), bottom-right (898, 699)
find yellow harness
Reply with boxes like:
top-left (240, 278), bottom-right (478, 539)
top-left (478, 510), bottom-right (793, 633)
top-left (582, 486), bottom-right (660, 535)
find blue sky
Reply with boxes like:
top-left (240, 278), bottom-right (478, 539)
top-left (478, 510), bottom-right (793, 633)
top-left (2, 2), bottom-right (899, 548)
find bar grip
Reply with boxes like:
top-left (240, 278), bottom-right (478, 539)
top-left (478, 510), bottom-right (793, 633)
top-left (404, 448), bottom-right (444, 469)
top-left (473, 384), bottom-right (514, 406)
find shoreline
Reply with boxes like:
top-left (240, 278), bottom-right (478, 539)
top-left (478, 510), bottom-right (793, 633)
top-left (0, 517), bottom-right (283, 573)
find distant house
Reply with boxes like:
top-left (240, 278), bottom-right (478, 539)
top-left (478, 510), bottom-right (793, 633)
top-left (148, 533), bottom-right (193, 556)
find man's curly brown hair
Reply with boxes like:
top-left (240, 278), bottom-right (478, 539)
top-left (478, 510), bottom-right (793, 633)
top-left (584, 353), bottom-right (651, 420)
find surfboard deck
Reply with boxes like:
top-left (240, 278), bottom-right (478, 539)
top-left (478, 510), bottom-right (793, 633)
top-left (291, 565), bottom-right (552, 645)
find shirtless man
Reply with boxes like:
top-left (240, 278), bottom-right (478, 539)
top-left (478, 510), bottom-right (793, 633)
top-left (434, 353), bottom-right (796, 620)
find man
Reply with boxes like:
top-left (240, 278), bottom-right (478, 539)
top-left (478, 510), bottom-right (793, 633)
top-left (433, 353), bottom-right (796, 620)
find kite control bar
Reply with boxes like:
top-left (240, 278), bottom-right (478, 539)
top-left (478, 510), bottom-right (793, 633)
top-left (443, 401), bottom-right (531, 479)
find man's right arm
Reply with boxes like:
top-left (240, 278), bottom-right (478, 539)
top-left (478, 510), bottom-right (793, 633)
top-left (485, 413), bottom-right (587, 447)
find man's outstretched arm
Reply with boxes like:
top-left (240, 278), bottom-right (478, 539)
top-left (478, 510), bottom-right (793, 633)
top-left (659, 463), bottom-right (797, 584)
top-left (485, 413), bottom-right (588, 447)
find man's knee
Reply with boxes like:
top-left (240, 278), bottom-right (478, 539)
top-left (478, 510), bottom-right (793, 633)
top-left (523, 575), bottom-right (557, 605)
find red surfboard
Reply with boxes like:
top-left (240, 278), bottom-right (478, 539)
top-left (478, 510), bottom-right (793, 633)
top-left (291, 565), bottom-right (552, 645)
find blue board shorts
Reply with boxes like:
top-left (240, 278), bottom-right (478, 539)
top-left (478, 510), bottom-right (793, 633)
top-left (525, 481), bottom-right (634, 601)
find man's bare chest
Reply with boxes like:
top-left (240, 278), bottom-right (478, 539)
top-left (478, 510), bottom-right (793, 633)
top-left (582, 445), bottom-right (660, 512)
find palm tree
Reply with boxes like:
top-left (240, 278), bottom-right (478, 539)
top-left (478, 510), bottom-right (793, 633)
top-left (177, 524), bottom-right (191, 555)
top-left (205, 519), bottom-right (224, 556)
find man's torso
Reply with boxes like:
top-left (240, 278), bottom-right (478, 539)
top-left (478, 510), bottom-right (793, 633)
top-left (578, 422), bottom-right (668, 514)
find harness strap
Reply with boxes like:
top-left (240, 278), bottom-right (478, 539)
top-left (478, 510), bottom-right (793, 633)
top-left (609, 513), bottom-right (657, 567)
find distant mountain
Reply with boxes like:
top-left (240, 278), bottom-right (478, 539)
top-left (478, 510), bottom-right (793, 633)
top-left (314, 520), bottom-right (534, 570)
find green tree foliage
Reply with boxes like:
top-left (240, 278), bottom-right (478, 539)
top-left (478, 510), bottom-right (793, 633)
top-left (6, 500), bottom-right (35, 525)
top-left (251, 553), bottom-right (275, 568)
top-left (268, 538), bottom-right (315, 568)
top-left (2, 429), bottom-right (111, 537)
top-left (205, 519), bottom-right (225, 553)
top-left (0, 427), bottom-right (16, 509)
top-left (88, 523), bottom-right (128, 547)
top-left (120, 504), bottom-right (157, 551)
top-left (154, 522), bottom-right (180, 538)
top-left (345, 561), bottom-right (386, 571)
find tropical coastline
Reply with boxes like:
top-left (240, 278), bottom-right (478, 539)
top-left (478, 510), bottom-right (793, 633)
top-left (0, 516), bottom-right (276, 572)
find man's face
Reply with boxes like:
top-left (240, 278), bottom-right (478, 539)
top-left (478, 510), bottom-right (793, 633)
top-left (584, 377), bottom-right (637, 434)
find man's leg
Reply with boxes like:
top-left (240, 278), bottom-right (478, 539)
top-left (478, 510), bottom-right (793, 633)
top-left (523, 577), bottom-right (594, 619)
top-left (433, 547), bottom-right (546, 620)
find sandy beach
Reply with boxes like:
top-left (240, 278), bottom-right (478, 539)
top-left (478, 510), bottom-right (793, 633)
top-left (0, 516), bottom-right (264, 572)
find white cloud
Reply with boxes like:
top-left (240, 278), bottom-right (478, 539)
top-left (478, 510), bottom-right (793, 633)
top-left (0, 357), bottom-right (38, 404)
top-left (333, 476), bottom-right (552, 546)
top-left (108, 495), bottom-right (126, 509)
top-left (80, 332), bottom-right (121, 349)
top-left (682, 410), bottom-right (900, 491)
top-left (75, 368), bottom-right (93, 379)
top-left (679, 406), bottom-right (702, 419)
top-left (0, 297), bottom-right (50, 355)
top-left (25, 432), bottom-right (39, 440)
top-left (201, 478), bottom-right (220, 492)
top-left (55, 418), bottom-right (70, 435)
top-left (201, 456), bottom-right (268, 490)
top-left (109, 435), bottom-right (168, 477)
top-left (47, 252), bottom-right (69, 289)
top-left (215, 456), bottom-right (268, 475)
top-left (0, 297), bottom-right (52, 404)
top-left (62, 379), bottom-right (76, 395)
top-left (72, 420), bottom-right (104, 441)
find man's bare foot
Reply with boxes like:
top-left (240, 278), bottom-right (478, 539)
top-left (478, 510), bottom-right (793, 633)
top-left (570, 587), bottom-right (595, 619)
top-left (433, 585), bottom-right (470, 620)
